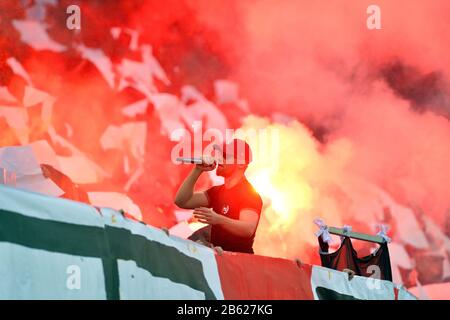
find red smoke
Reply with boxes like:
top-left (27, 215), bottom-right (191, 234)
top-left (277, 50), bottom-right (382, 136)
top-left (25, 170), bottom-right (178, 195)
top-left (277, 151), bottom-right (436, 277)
top-left (186, 0), bottom-right (450, 224)
top-left (0, 1), bottom-right (449, 265)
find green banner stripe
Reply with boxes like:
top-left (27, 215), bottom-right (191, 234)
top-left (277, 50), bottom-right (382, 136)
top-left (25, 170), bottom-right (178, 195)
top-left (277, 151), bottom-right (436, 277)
top-left (316, 287), bottom-right (360, 300)
top-left (0, 209), bottom-right (216, 300)
top-left (102, 257), bottom-right (120, 300)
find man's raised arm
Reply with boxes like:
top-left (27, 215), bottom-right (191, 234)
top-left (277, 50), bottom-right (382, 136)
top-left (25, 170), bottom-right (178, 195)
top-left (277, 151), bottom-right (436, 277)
top-left (174, 161), bottom-right (215, 209)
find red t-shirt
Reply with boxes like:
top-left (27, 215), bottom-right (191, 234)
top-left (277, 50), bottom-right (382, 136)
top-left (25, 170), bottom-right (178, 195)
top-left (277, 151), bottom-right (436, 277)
top-left (205, 178), bottom-right (263, 253)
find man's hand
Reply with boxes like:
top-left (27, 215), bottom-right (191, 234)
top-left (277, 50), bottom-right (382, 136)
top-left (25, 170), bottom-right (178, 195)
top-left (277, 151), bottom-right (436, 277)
top-left (193, 207), bottom-right (223, 225)
top-left (195, 156), bottom-right (216, 172)
top-left (194, 207), bottom-right (259, 238)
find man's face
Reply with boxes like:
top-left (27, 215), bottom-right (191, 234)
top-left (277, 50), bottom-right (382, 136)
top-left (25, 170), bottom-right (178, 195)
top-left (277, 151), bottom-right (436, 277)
top-left (216, 154), bottom-right (238, 177)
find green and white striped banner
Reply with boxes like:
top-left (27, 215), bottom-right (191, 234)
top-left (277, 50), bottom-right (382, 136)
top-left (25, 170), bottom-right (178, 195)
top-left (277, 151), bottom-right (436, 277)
top-left (0, 185), bottom-right (416, 300)
top-left (0, 185), bottom-right (223, 299)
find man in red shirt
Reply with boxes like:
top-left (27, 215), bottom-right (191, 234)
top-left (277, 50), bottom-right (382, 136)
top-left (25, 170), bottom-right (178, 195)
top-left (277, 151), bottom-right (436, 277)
top-left (174, 139), bottom-right (263, 254)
